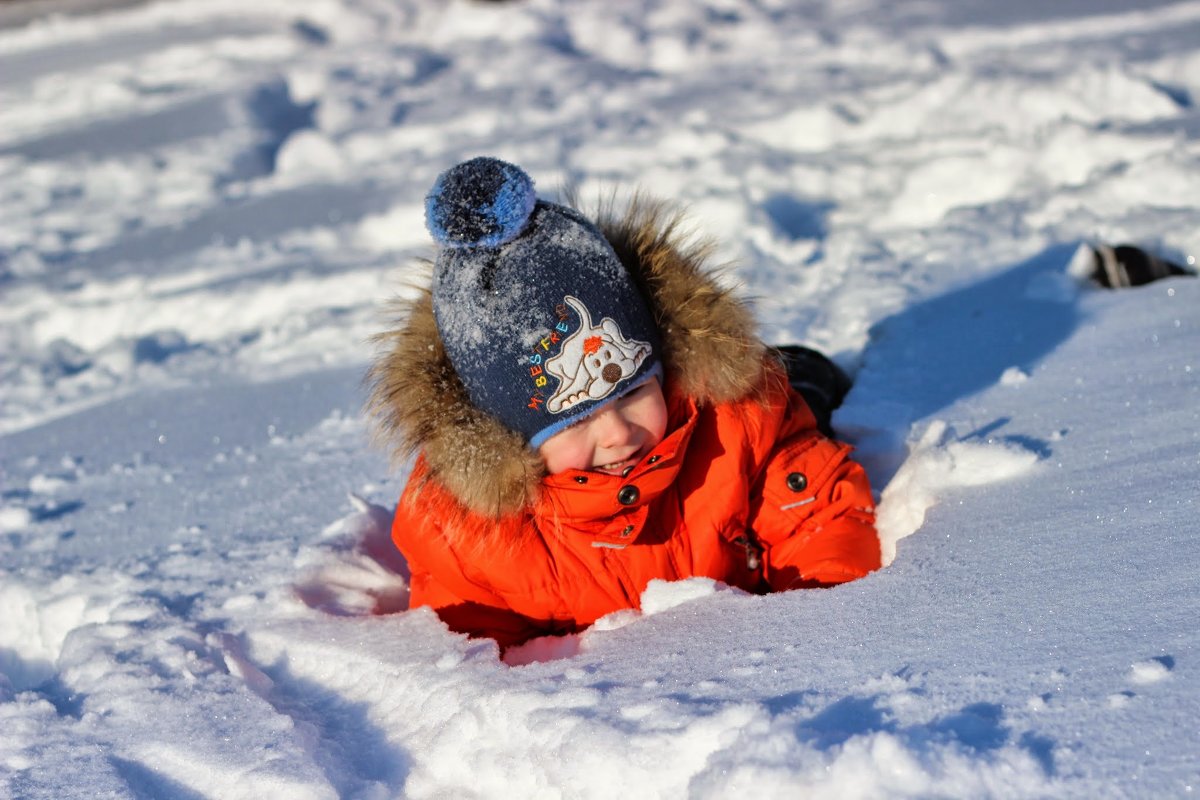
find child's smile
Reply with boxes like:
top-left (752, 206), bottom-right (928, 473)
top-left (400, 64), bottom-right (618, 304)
top-left (592, 446), bottom-right (649, 476)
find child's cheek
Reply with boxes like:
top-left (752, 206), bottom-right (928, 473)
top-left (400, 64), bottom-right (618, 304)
top-left (538, 429), bottom-right (592, 475)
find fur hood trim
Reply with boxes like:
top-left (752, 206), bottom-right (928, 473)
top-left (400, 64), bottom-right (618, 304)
top-left (366, 196), bottom-right (768, 518)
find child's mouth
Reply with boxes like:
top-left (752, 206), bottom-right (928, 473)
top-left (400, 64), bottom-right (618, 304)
top-left (594, 451), bottom-right (642, 475)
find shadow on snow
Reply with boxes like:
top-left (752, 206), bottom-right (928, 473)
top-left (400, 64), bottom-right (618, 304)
top-left (842, 242), bottom-right (1085, 487)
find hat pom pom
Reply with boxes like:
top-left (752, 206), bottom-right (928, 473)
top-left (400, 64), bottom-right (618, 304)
top-left (426, 157), bottom-right (537, 249)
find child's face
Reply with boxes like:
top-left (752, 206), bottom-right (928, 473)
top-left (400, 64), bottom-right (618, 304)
top-left (538, 377), bottom-right (668, 475)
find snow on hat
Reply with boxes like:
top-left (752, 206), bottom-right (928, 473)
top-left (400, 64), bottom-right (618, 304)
top-left (427, 157), bottom-right (662, 448)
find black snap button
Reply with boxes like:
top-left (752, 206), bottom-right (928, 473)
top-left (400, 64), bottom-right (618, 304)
top-left (647, 455), bottom-right (661, 464)
top-left (786, 472), bottom-right (808, 492)
top-left (575, 475), bottom-right (588, 484)
top-left (617, 485), bottom-right (640, 506)
top-left (621, 525), bottom-right (634, 537)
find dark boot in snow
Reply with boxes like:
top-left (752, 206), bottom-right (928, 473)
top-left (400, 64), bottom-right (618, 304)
top-left (773, 345), bottom-right (853, 438)
top-left (1091, 244), bottom-right (1193, 288)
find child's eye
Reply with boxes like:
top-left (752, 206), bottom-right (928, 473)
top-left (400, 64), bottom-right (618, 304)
top-left (624, 382), bottom-right (651, 400)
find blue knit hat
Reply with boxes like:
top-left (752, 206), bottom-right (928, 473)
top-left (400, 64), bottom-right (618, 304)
top-left (426, 157), bottom-right (662, 448)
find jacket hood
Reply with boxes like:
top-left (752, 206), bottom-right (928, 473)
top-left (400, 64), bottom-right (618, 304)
top-left (366, 196), bottom-right (768, 518)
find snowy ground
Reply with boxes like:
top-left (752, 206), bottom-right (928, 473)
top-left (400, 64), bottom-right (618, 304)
top-left (2, 0), bottom-right (1198, 797)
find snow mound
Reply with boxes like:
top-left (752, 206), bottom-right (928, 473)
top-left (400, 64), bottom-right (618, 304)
top-left (693, 726), bottom-right (1056, 799)
top-left (1128, 658), bottom-right (1173, 686)
top-left (0, 574), bottom-right (126, 691)
top-left (505, 578), bottom-right (742, 666)
top-left (876, 421), bottom-right (1040, 564)
top-left (294, 494), bottom-right (410, 616)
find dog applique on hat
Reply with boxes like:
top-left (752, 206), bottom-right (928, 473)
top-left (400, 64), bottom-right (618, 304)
top-left (425, 157), bottom-right (662, 447)
top-left (544, 295), bottom-right (653, 414)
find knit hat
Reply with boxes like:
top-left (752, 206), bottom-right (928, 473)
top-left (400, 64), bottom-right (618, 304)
top-left (426, 157), bottom-right (662, 448)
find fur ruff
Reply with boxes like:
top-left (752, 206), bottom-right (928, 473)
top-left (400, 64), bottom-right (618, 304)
top-left (366, 196), bottom-right (769, 519)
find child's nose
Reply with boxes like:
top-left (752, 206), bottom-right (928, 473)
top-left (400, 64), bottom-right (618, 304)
top-left (594, 407), bottom-right (635, 446)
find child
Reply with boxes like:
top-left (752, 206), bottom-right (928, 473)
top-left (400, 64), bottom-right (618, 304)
top-left (368, 157), bottom-right (883, 649)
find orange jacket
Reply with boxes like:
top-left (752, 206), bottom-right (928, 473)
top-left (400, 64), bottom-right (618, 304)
top-left (391, 361), bottom-right (880, 649)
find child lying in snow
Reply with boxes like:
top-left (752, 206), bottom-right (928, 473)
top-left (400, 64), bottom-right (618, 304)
top-left (367, 157), bottom-right (881, 649)
top-left (367, 157), bottom-right (1194, 649)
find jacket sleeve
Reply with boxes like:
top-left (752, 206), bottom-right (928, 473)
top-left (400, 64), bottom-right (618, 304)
top-left (406, 560), bottom-right (559, 651)
top-left (747, 384), bottom-right (881, 591)
top-left (392, 463), bottom-right (565, 650)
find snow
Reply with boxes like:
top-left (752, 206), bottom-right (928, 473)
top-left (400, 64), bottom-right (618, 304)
top-left (1, 0), bottom-right (1198, 796)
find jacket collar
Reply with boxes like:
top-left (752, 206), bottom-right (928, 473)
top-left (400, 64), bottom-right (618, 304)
top-left (535, 390), bottom-right (697, 540)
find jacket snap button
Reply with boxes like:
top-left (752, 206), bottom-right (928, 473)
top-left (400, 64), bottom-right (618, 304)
top-left (621, 525), bottom-right (634, 537)
top-left (574, 475), bottom-right (588, 484)
top-left (617, 485), bottom-right (640, 506)
top-left (786, 472), bottom-right (808, 492)
top-left (647, 455), bottom-right (661, 464)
